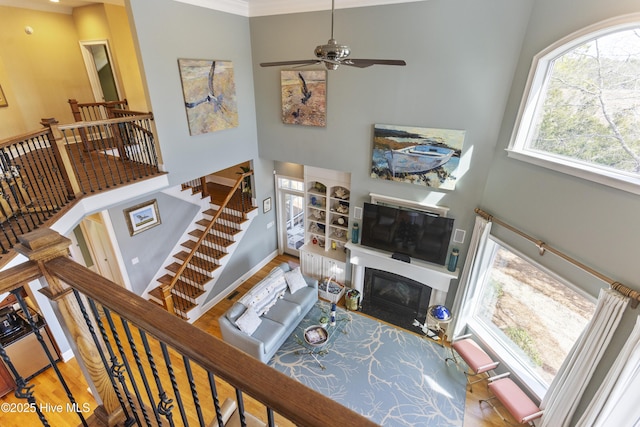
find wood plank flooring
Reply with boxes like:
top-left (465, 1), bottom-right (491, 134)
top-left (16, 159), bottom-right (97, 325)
top-left (0, 254), bottom-right (515, 427)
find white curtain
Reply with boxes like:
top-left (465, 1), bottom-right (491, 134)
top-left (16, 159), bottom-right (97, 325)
top-left (539, 288), bottom-right (629, 427)
top-left (448, 216), bottom-right (491, 338)
top-left (575, 315), bottom-right (640, 427)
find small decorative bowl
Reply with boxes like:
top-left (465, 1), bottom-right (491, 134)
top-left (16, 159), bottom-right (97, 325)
top-left (304, 325), bottom-right (328, 347)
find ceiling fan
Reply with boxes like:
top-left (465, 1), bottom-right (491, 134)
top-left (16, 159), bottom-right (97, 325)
top-left (259, 0), bottom-right (406, 70)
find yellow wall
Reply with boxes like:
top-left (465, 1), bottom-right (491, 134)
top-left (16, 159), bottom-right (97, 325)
top-left (72, 4), bottom-right (148, 112)
top-left (0, 4), bottom-right (148, 140)
top-left (0, 6), bottom-right (93, 138)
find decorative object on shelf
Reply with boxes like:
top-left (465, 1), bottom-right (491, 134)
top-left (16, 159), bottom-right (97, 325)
top-left (124, 199), bottom-right (161, 236)
top-left (281, 70), bottom-right (326, 127)
top-left (447, 248), bottom-right (459, 272)
top-left (314, 182), bottom-right (327, 193)
top-left (335, 203), bottom-right (349, 214)
top-left (333, 187), bottom-right (349, 199)
top-left (178, 58), bottom-right (238, 135)
top-left (371, 124), bottom-right (466, 190)
top-left (351, 222), bottom-right (359, 243)
top-left (337, 217), bottom-right (345, 225)
top-left (331, 241), bottom-right (337, 250)
top-left (263, 197), bottom-right (271, 213)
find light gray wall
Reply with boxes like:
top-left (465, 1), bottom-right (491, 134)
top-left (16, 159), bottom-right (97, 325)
top-left (481, 0), bottom-right (640, 421)
top-left (251, 0), bottom-right (534, 306)
top-left (109, 193), bottom-right (200, 295)
top-left (127, 0), bottom-right (260, 187)
top-left (127, 0), bottom-right (279, 292)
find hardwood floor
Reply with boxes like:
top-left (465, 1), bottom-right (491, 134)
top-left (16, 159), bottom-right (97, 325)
top-left (0, 254), bottom-right (515, 427)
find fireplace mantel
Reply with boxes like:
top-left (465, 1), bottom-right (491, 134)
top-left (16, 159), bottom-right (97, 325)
top-left (345, 242), bottom-right (459, 307)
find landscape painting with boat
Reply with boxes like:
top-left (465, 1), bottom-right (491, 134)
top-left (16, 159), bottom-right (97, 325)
top-left (371, 124), bottom-right (466, 190)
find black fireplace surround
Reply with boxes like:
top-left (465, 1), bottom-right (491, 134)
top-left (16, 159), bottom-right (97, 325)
top-left (361, 267), bottom-right (432, 331)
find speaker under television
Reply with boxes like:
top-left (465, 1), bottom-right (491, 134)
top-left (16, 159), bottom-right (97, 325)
top-left (360, 202), bottom-right (454, 265)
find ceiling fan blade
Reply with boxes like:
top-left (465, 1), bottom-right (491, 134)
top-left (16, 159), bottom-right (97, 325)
top-left (260, 59), bottom-right (320, 67)
top-left (342, 59), bottom-right (407, 68)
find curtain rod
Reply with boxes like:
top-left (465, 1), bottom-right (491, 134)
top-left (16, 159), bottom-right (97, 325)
top-left (474, 208), bottom-right (639, 309)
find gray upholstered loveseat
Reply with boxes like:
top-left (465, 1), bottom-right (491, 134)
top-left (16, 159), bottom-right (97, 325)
top-left (219, 262), bottom-right (318, 363)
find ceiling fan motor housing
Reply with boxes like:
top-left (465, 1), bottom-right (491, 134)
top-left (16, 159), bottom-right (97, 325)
top-left (315, 39), bottom-right (350, 61)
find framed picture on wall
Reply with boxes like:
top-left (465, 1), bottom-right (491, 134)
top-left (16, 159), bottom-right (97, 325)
top-left (124, 199), bottom-right (161, 236)
top-left (0, 85), bottom-right (7, 107)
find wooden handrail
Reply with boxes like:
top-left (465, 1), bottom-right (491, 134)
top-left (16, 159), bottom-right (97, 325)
top-left (42, 255), bottom-right (376, 427)
top-left (0, 128), bottom-right (51, 149)
top-left (164, 172), bottom-right (252, 306)
top-left (58, 114), bottom-right (154, 130)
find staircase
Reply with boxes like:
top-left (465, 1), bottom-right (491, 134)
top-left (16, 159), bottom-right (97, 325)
top-left (147, 172), bottom-right (256, 320)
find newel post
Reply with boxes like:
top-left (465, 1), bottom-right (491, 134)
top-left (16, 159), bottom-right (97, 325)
top-left (40, 118), bottom-right (82, 197)
top-left (14, 229), bottom-right (123, 427)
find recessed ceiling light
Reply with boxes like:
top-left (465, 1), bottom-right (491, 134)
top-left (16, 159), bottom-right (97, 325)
top-left (50, 0), bottom-right (60, 3)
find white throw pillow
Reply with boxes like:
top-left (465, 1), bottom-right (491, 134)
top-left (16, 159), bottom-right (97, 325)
top-left (235, 307), bottom-right (262, 335)
top-left (284, 267), bottom-right (308, 294)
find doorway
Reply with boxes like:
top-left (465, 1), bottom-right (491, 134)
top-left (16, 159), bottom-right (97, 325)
top-left (79, 40), bottom-right (121, 102)
top-left (275, 176), bottom-right (305, 257)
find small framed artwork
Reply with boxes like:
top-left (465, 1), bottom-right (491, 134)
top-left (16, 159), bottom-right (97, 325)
top-left (124, 199), bottom-right (161, 236)
top-left (263, 197), bottom-right (272, 213)
top-left (0, 85), bottom-right (7, 107)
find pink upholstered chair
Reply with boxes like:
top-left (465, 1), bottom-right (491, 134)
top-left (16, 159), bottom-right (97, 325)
top-left (445, 334), bottom-right (499, 392)
top-left (480, 373), bottom-right (543, 426)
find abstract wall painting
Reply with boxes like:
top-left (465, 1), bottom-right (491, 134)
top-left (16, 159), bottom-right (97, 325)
top-left (178, 59), bottom-right (238, 135)
top-left (371, 124), bottom-right (466, 190)
top-left (281, 70), bottom-right (326, 127)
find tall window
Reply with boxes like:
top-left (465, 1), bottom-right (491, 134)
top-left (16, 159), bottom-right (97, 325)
top-left (468, 238), bottom-right (596, 396)
top-left (508, 18), bottom-right (640, 194)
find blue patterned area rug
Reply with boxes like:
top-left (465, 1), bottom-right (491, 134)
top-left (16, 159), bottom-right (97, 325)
top-left (269, 300), bottom-right (467, 426)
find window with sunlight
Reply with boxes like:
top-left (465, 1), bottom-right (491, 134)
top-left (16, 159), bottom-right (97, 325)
top-left (470, 239), bottom-right (596, 391)
top-left (509, 20), bottom-right (640, 193)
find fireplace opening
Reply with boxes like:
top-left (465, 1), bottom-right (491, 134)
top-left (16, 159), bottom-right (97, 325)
top-left (361, 268), bottom-right (432, 331)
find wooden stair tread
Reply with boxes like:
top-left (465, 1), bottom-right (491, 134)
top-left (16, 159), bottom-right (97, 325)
top-left (180, 239), bottom-right (227, 260)
top-left (148, 286), bottom-right (165, 300)
top-left (196, 219), bottom-right (241, 236)
top-left (166, 262), bottom-right (210, 285)
top-left (188, 229), bottom-right (234, 247)
top-left (175, 251), bottom-right (220, 272)
top-left (203, 209), bottom-right (247, 224)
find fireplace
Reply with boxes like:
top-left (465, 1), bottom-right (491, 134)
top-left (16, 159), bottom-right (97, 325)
top-left (361, 268), bottom-right (432, 330)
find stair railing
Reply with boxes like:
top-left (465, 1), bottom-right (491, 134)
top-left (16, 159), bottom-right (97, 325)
top-left (160, 171), bottom-right (253, 317)
top-left (5, 228), bottom-right (376, 427)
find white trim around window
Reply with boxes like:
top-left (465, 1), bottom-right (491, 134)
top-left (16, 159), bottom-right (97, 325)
top-left (507, 12), bottom-right (640, 196)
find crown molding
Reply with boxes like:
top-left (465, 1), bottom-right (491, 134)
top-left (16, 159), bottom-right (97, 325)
top-left (173, 0), bottom-right (425, 17)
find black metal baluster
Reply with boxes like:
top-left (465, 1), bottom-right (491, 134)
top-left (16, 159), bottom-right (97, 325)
top-left (30, 134), bottom-right (69, 211)
top-left (101, 307), bottom-right (153, 427)
top-left (207, 372), bottom-right (224, 427)
top-left (14, 141), bottom-right (47, 225)
top-left (160, 342), bottom-right (190, 426)
top-left (85, 297), bottom-right (139, 427)
top-left (93, 122), bottom-right (118, 187)
top-left (182, 357), bottom-right (205, 426)
top-left (139, 330), bottom-right (176, 427)
top-left (13, 291), bottom-right (88, 426)
top-left (0, 344), bottom-right (49, 426)
top-left (120, 318), bottom-right (163, 426)
top-left (266, 407), bottom-right (275, 427)
top-left (235, 389), bottom-right (247, 427)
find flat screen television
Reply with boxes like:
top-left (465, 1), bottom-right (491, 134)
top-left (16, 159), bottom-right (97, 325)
top-left (360, 202), bottom-right (454, 265)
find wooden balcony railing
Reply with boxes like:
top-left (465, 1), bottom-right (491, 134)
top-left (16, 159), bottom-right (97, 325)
top-left (0, 107), bottom-right (162, 261)
top-left (0, 228), bottom-right (376, 427)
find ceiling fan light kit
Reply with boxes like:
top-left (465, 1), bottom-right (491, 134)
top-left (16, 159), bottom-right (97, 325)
top-left (260, 0), bottom-right (406, 70)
